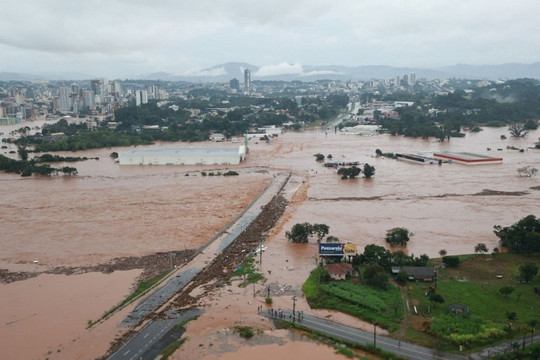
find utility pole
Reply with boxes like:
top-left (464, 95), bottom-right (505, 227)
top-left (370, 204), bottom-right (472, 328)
top-left (259, 241), bottom-right (263, 268)
top-left (292, 296), bottom-right (297, 323)
top-left (373, 322), bottom-right (377, 347)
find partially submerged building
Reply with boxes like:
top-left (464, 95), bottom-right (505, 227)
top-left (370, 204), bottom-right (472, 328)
top-left (118, 146), bottom-right (246, 166)
top-left (433, 151), bottom-right (503, 165)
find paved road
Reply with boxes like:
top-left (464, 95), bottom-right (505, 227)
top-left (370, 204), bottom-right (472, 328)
top-left (326, 102), bottom-right (360, 129)
top-left (108, 173), bottom-right (291, 359)
top-left (121, 268), bottom-right (201, 326)
top-left (265, 309), bottom-right (467, 360)
top-left (120, 172), bottom-right (290, 326)
top-left (109, 309), bottom-right (202, 360)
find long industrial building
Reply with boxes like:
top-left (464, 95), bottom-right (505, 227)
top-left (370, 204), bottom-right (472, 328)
top-left (433, 151), bottom-right (503, 164)
top-left (118, 146), bottom-right (246, 165)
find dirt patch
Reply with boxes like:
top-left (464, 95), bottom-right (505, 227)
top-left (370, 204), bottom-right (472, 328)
top-left (0, 250), bottom-right (195, 285)
top-left (471, 189), bottom-right (529, 196)
top-left (410, 315), bottom-right (430, 332)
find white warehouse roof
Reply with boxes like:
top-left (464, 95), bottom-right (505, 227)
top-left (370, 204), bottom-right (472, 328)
top-left (118, 146), bottom-right (246, 166)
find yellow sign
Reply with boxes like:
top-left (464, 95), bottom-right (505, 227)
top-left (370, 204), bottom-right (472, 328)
top-left (343, 243), bottom-right (357, 255)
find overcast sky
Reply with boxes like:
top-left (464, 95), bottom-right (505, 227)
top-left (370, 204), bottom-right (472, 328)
top-left (1, 0), bottom-right (539, 78)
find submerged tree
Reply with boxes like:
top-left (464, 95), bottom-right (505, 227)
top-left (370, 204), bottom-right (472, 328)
top-left (508, 122), bottom-right (528, 137)
top-left (337, 166), bottom-right (361, 179)
top-left (363, 163), bottom-right (375, 178)
top-left (517, 166), bottom-right (538, 177)
top-left (385, 227), bottom-right (413, 247)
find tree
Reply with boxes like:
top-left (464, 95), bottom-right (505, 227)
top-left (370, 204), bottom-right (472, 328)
top-left (314, 153), bottom-right (325, 161)
top-left (285, 222), bottom-right (330, 243)
top-left (285, 222), bottom-right (312, 243)
top-left (524, 119), bottom-right (539, 130)
top-left (312, 223), bottom-right (330, 242)
top-left (474, 243), bottom-right (489, 254)
top-left (517, 166), bottom-right (538, 177)
top-left (508, 122), bottom-right (528, 137)
top-left (396, 270), bottom-right (408, 285)
top-left (337, 166), bottom-right (361, 179)
top-left (499, 286), bottom-right (515, 298)
top-left (519, 262), bottom-right (538, 283)
top-left (494, 215), bottom-right (540, 254)
top-left (442, 255), bottom-right (460, 268)
top-left (385, 227), bottom-right (413, 247)
top-left (360, 244), bottom-right (393, 270)
top-left (429, 293), bottom-right (445, 308)
top-left (363, 264), bottom-right (389, 290)
top-left (326, 236), bottom-right (340, 242)
top-left (507, 311), bottom-right (517, 322)
top-left (60, 166), bottom-right (78, 176)
top-left (363, 163), bottom-right (375, 178)
top-left (439, 249), bottom-right (447, 257)
top-left (17, 146), bottom-right (28, 161)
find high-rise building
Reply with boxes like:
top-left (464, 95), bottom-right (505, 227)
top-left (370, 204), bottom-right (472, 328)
top-left (90, 80), bottom-right (101, 95)
top-left (113, 80), bottom-right (122, 95)
top-left (135, 90), bottom-right (148, 106)
top-left (58, 86), bottom-right (71, 111)
top-left (82, 90), bottom-right (95, 109)
top-left (229, 78), bottom-right (239, 91)
top-left (408, 72), bottom-right (416, 86)
top-left (244, 69), bottom-right (251, 94)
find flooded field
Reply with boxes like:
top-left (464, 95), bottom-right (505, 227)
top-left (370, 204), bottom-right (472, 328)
top-left (0, 123), bottom-right (539, 359)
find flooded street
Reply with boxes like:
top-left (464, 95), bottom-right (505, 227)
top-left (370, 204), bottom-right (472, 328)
top-left (1, 124), bottom-right (539, 359)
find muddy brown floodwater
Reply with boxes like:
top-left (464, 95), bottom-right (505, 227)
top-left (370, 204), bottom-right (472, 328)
top-left (0, 124), bottom-right (539, 360)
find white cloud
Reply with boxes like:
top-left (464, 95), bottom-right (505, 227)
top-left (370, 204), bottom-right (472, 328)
top-left (1, 0), bottom-right (540, 76)
top-left (301, 70), bottom-right (343, 77)
top-left (183, 67), bottom-right (228, 77)
top-left (254, 63), bottom-right (303, 77)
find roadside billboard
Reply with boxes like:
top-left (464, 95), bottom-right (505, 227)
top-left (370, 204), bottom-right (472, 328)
top-left (343, 243), bottom-right (357, 256)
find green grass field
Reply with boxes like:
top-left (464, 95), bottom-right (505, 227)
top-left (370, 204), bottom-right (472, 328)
top-left (407, 254), bottom-right (540, 349)
top-left (303, 269), bottom-right (403, 331)
top-left (302, 254), bottom-right (539, 352)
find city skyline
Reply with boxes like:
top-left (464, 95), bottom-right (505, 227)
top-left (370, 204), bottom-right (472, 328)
top-left (1, 0), bottom-right (540, 79)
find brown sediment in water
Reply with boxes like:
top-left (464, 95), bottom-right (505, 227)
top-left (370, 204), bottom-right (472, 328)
top-left (1, 126), bottom-right (539, 359)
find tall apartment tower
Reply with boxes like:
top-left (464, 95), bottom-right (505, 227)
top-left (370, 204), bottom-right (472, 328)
top-left (408, 72), bottom-right (416, 86)
top-left (135, 90), bottom-right (148, 106)
top-left (229, 78), bottom-right (240, 91)
top-left (58, 86), bottom-right (71, 111)
top-left (244, 69), bottom-right (251, 94)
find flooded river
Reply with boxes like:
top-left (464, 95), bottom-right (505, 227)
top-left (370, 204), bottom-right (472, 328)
top-left (0, 123), bottom-right (539, 359)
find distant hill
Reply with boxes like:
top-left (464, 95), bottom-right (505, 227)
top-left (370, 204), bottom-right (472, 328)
top-left (437, 62), bottom-right (540, 80)
top-left (139, 62), bottom-right (540, 82)
top-left (2, 62), bottom-right (540, 82)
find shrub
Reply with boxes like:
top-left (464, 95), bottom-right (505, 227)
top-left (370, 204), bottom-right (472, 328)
top-left (443, 255), bottom-right (460, 268)
top-left (234, 326), bottom-right (254, 339)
